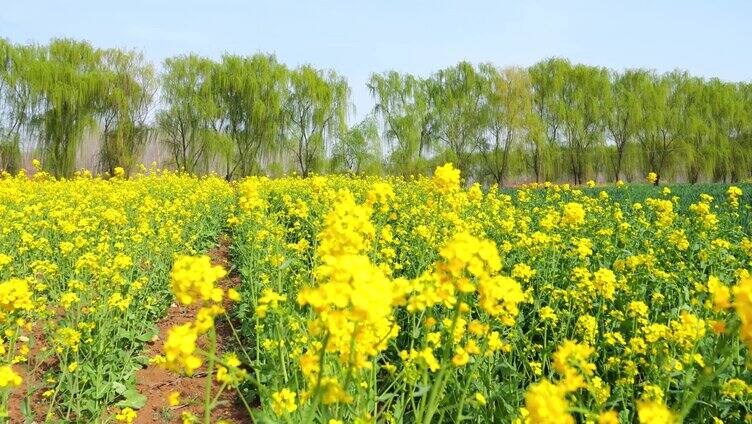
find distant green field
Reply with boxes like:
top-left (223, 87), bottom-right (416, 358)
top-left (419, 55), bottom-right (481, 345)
top-left (500, 181), bottom-right (752, 232)
top-left (499, 182), bottom-right (752, 210)
top-left (583, 183), bottom-right (752, 209)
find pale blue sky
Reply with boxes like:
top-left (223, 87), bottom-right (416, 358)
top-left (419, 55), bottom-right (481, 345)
top-left (2, 0), bottom-right (751, 120)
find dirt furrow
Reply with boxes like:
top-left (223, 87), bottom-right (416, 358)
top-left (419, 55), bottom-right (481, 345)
top-left (134, 235), bottom-right (251, 423)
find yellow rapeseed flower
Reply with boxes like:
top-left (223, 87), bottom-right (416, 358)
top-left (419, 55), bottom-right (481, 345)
top-left (271, 388), bottom-right (297, 415)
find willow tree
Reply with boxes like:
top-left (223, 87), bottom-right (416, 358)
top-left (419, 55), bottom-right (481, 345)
top-left (705, 79), bottom-right (737, 182)
top-left (682, 77), bottom-right (714, 183)
top-left (213, 54), bottom-right (288, 179)
top-left (98, 48), bottom-right (156, 175)
top-left (331, 114), bottom-right (382, 174)
top-left (22, 39), bottom-right (108, 177)
top-left (0, 39), bottom-right (15, 170)
top-left (0, 40), bottom-right (40, 172)
top-left (528, 58), bottom-right (569, 182)
top-left (478, 64), bottom-right (533, 186)
top-left (368, 71), bottom-right (433, 175)
top-left (285, 65), bottom-right (349, 177)
top-left (157, 54), bottom-right (220, 174)
top-left (636, 71), bottom-right (686, 184)
top-left (428, 61), bottom-right (487, 178)
top-left (606, 69), bottom-right (644, 181)
top-left (559, 64), bottom-right (610, 184)
top-left (730, 82), bottom-right (752, 182)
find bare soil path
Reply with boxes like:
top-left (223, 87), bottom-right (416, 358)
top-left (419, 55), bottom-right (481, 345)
top-left (133, 235), bottom-right (252, 423)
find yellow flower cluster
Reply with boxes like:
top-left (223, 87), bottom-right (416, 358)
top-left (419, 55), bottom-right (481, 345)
top-left (170, 255), bottom-right (227, 305)
top-left (432, 162), bottom-right (461, 194)
top-left (561, 202), bottom-right (586, 227)
top-left (114, 407), bottom-right (137, 423)
top-left (728, 186), bottom-right (743, 208)
top-left (552, 340), bottom-right (596, 391)
top-left (0, 365), bottom-right (22, 388)
top-left (163, 255), bottom-right (231, 375)
top-left (436, 231), bottom-right (524, 325)
top-left (0, 278), bottom-right (33, 318)
top-left (271, 388), bottom-right (297, 415)
top-left (298, 190), bottom-right (399, 371)
top-left (163, 323), bottom-right (202, 375)
top-left (524, 379), bottom-right (574, 424)
top-left (734, 275), bottom-right (752, 347)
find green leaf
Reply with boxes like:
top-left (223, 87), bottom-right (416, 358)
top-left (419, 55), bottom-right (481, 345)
top-left (136, 325), bottom-right (159, 342)
top-left (112, 381), bottom-right (127, 396)
top-left (116, 389), bottom-right (146, 409)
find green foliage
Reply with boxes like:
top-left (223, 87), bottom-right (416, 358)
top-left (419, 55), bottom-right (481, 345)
top-left (330, 114), bottom-right (382, 174)
top-left (0, 39), bottom-right (42, 173)
top-left (527, 58), bottom-right (571, 182)
top-left (27, 39), bottom-right (106, 177)
top-left (368, 71), bottom-right (433, 176)
top-left (2, 36), bottom-right (752, 184)
top-left (157, 54), bottom-right (223, 174)
top-left (157, 53), bottom-right (296, 179)
top-left (285, 65), bottom-right (349, 176)
top-left (427, 61), bottom-right (487, 177)
top-left (212, 54), bottom-right (288, 179)
top-left (0, 135), bottom-right (21, 172)
top-left (478, 65), bottom-right (535, 186)
top-left (97, 48), bottom-right (156, 175)
top-left (730, 83), bottom-right (752, 182)
top-left (1, 39), bottom-right (157, 177)
top-left (606, 69), bottom-right (644, 181)
top-left (635, 71), bottom-right (685, 184)
top-left (560, 63), bottom-right (611, 184)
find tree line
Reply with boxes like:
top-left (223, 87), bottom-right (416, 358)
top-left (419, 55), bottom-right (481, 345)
top-left (2, 38), bottom-right (751, 184)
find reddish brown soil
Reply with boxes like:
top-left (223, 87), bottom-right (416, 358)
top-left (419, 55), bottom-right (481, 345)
top-left (133, 235), bottom-right (252, 423)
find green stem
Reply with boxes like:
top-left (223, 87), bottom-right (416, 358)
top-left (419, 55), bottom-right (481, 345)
top-left (223, 312), bottom-right (254, 365)
top-left (421, 303), bottom-right (462, 424)
top-left (236, 385), bottom-right (255, 418)
top-left (678, 354), bottom-right (734, 421)
top-left (453, 338), bottom-right (486, 423)
top-left (210, 382), bottom-right (228, 407)
top-left (204, 326), bottom-right (217, 424)
top-left (678, 327), bottom-right (738, 422)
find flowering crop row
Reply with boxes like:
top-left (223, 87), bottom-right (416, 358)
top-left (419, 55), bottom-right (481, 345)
top-left (224, 165), bottom-right (752, 423)
top-left (0, 168), bottom-right (232, 422)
